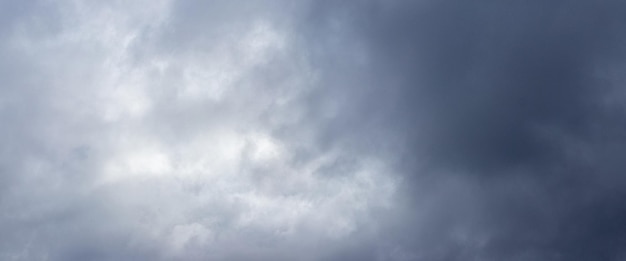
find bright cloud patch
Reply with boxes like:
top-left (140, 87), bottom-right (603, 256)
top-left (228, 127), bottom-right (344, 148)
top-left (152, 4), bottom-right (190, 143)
top-left (0, 1), bottom-right (399, 260)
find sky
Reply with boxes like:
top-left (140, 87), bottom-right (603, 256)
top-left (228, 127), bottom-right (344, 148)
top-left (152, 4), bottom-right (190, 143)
top-left (1, 0), bottom-right (626, 260)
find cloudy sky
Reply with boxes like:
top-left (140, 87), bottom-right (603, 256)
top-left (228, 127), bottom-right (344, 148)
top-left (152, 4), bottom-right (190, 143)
top-left (2, 0), bottom-right (626, 260)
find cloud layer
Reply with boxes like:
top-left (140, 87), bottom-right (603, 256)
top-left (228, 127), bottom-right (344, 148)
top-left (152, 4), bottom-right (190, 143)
top-left (2, 1), bottom-right (626, 260)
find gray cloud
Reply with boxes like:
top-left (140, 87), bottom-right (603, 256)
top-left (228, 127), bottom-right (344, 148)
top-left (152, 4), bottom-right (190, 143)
top-left (301, 0), bottom-right (626, 260)
top-left (2, 0), bottom-right (626, 260)
top-left (1, 1), bottom-right (396, 260)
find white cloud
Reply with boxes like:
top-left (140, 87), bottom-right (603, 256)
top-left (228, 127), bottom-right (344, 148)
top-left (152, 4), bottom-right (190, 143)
top-left (0, 1), bottom-right (399, 260)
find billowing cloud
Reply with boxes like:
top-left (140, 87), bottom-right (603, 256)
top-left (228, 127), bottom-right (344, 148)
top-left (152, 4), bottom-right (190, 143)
top-left (0, 1), bottom-right (396, 260)
top-left (2, 0), bottom-right (626, 260)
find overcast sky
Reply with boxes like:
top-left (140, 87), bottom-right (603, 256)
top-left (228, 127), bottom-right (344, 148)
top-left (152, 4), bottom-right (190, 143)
top-left (2, 1), bottom-right (626, 260)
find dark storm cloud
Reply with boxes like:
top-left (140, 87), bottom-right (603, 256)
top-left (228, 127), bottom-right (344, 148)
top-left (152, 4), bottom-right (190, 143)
top-left (3, 0), bottom-right (626, 260)
top-left (302, 0), bottom-right (626, 260)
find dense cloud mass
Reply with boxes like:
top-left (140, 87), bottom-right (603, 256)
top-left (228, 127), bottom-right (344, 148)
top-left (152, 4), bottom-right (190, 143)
top-left (2, 1), bottom-right (626, 260)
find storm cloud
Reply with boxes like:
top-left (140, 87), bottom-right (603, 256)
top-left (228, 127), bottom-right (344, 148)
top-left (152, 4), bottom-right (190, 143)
top-left (305, 1), bottom-right (626, 260)
top-left (1, 0), bottom-right (626, 260)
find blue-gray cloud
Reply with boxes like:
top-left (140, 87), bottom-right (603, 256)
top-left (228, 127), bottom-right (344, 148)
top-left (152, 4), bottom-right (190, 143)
top-left (2, 1), bottom-right (626, 261)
